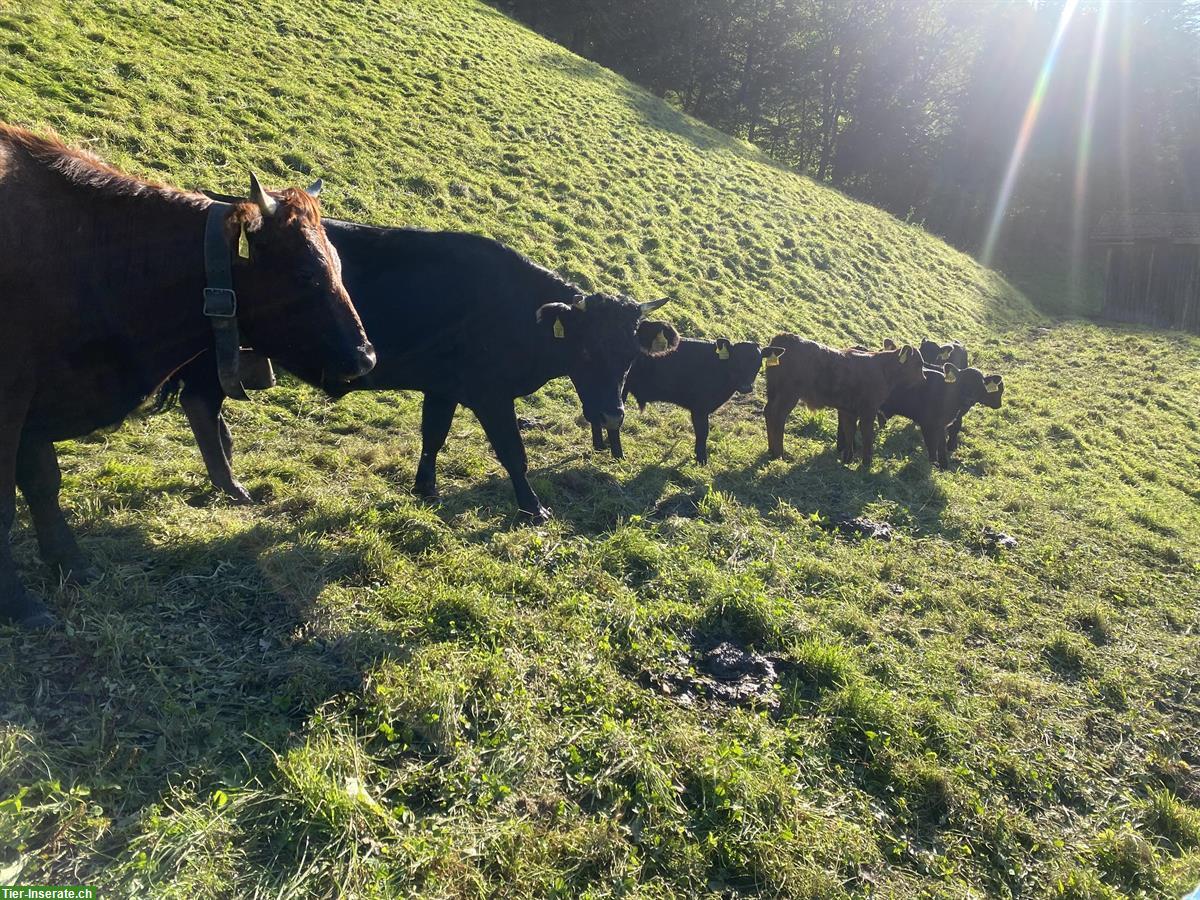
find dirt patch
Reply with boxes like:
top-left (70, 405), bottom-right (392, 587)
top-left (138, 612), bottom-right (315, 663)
top-left (649, 488), bottom-right (707, 520)
top-left (822, 516), bottom-right (894, 541)
top-left (639, 641), bottom-right (787, 709)
top-left (976, 525), bottom-right (1018, 555)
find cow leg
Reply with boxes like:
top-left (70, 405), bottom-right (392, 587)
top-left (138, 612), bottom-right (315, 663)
top-left (691, 411), bottom-right (711, 465)
top-left (946, 416), bottom-right (963, 453)
top-left (414, 394), bottom-right (458, 501)
top-left (918, 422), bottom-right (941, 465)
top-left (837, 409), bottom-right (855, 463)
top-left (15, 439), bottom-right (96, 586)
top-left (607, 428), bottom-right (624, 460)
top-left (764, 392), bottom-right (799, 460)
top-left (591, 423), bottom-right (607, 452)
top-left (858, 413), bottom-right (877, 469)
top-left (180, 377), bottom-right (251, 504)
top-left (929, 424), bottom-right (950, 469)
top-left (1, 389), bottom-right (54, 628)
top-left (472, 400), bottom-right (549, 522)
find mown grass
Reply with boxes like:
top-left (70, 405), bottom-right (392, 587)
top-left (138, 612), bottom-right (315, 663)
top-left (1, 1), bottom-right (1199, 897)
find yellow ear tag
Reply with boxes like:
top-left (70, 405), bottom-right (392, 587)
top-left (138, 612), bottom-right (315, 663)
top-left (944, 368), bottom-right (957, 384)
top-left (651, 330), bottom-right (668, 352)
top-left (716, 345), bottom-right (730, 360)
top-left (238, 224), bottom-right (250, 260)
top-left (553, 318), bottom-right (565, 339)
top-left (985, 380), bottom-right (1000, 393)
top-left (938, 349), bottom-right (951, 362)
top-left (765, 354), bottom-right (780, 367)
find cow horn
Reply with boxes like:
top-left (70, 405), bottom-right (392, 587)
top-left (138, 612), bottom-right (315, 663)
top-left (305, 178), bottom-right (323, 198)
top-left (638, 296), bottom-right (670, 314)
top-left (249, 172), bottom-right (278, 217)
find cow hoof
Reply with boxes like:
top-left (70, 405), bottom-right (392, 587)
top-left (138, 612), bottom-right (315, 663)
top-left (20, 606), bottom-right (57, 630)
top-left (3, 592), bottom-right (56, 630)
top-left (592, 442), bottom-right (607, 452)
top-left (413, 482), bottom-right (440, 503)
top-left (227, 482), bottom-right (254, 505)
top-left (695, 456), bottom-right (709, 466)
top-left (62, 563), bottom-right (100, 587)
top-left (611, 450), bottom-right (624, 461)
top-left (518, 505), bottom-right (552, 525)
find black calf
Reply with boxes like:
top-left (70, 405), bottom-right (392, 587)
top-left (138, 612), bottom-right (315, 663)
top-left (917, 338), bottom-right (970, 450)
top-left (592, 337), bottom-right (784, 464)
top-left (880, 363), bottom-right (1004, 467)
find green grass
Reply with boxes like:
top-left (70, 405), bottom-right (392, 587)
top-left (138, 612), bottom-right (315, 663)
top-left (1, 1), bottom-right (1199, 897)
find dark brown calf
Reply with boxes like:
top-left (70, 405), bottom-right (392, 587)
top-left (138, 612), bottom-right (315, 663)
top-left (764, 334), bottom-right (925, 465)
top-left (0, 123), bottom-right (373, 627)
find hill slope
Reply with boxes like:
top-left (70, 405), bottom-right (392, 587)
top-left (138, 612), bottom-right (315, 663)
top-left (2, 1), bottom-right (1199, 898)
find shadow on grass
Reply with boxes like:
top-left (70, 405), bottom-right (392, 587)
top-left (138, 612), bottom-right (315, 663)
top-left (433, 451), bottom-right (678, 536)
top-left (427, 413), bottom-right (961, 543)
top-left (0, 512), bottom-right (418, 880)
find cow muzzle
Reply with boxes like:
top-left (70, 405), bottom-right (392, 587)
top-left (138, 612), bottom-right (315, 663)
top-left (325, 342), bottom-right (377, 385)
top-left (352, 342), bottom-right (377, 377)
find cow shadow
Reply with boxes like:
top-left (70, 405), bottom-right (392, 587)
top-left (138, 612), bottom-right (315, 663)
top-left (432, 452), bottom-right (679, 537)
top-left (0, 512), bottom-right (417, 884)
top-left (717, 450), bottom-right (953, 538)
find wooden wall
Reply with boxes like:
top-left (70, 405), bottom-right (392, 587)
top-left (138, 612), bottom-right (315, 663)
top-left (1101, 243), bottom-right (1200, 334)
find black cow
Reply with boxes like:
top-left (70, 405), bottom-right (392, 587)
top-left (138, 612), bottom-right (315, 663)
top-left (165, 218), bottom-right (680, 521)
top-left (879, 363), bottom-right (1004, 467)
top-left (591, 338), bottom-right (785, 463)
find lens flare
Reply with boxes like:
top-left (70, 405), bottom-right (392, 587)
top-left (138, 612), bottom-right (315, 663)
top-left (1069, 0), bottom-right (1111, 302)
top-left (981, 0), bottom-right (1081, 266)
top-left (1116, 0), bottom-right (1133, 220)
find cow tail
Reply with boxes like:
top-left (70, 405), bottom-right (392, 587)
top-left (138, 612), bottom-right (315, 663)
top-left (152, 373), bottom-right (185, 413)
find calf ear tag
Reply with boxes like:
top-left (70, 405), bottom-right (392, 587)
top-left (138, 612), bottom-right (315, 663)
top-left (651, 330), bottom-right (668, 352)
top-left (938, 348), bottom-right (951, 362)
top-left (716, 345), bottom-right (730, 360)
top-left (553, 318), bottom-right (565, 339)
top-left (765, 353), bottom-right (780, 367)
top-left (238, 224), bottom-right (251, 260)
top-left (943, 366), bottom-right (957, 383)
top-left (985, 380), bottom-right (1000, 393)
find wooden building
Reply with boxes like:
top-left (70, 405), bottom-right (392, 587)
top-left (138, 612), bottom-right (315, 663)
top-left (1092, 212), bottom-right (1200, 333)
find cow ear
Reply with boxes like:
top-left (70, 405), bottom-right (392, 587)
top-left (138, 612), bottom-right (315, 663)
top-left (898, 345), bottom-right (914, 364)
top-left (762, 346), bottom-right (785, 367)
top-left (638, 320), bottom-right (679, 357)
top-left (715, 338), bottom-right (732, 360)
top-left (984, 374), bottom-right (1003, 394)
top-left (943, 363), bottom-right (959, 383)
top-left (305, 178), bottom-right (323, 198)
top-left (883, 338), bottom-right (898, 351)
top-left (535, 301), bottom-right (577, 340)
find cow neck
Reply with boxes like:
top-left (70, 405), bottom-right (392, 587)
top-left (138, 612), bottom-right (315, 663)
top-left (202, 202), bottom-right (250, 401)
top-left (93, 195), bottom-right (231, 400)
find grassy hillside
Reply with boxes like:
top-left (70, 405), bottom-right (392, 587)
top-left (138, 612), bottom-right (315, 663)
top-left (1, 1), bottom-right (1198, 898)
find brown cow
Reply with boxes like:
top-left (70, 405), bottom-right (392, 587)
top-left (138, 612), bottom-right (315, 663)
top-left (0, 123), bottom-right (375, 627)
top-left (764, 334), bottom-right (925, 465)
